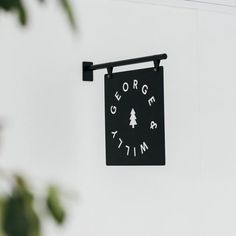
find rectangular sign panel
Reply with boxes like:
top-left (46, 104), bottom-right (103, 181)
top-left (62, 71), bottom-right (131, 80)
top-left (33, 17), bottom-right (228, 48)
top-left (105, 67), bottom-right (165, 165)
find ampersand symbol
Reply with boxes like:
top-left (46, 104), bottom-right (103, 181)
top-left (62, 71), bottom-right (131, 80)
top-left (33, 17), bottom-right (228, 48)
top-left (150, 121), bottom-right (157, 130)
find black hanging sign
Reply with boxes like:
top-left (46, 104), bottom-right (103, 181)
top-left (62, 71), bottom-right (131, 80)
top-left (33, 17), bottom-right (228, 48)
top-left (105, 67), bottom-right (165, 165)
top-left (83, 54), bottom-right (167, 166)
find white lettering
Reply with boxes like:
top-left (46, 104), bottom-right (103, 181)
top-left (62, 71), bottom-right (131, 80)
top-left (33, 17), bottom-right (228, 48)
top-left (125, 145), bottom-right (130, 156)
top-left (115, 91), bottom-right (121, 101)
top-left (118, 138), bottom-right (123, 148)
top-left (133, 147), bottom-right (136, 157)
top-left (110, 105), bottom-right (117, 114)
top-left (150, 121), bottom-right (157, 130)
top-left (133, 80), bottom-right (138, 90)
top-left (111, 131), bottom-right (118, 139)
top-left (148, 96), bottom-right (155, 106)
top-left (123, 82), bottom-right (129, 92)
top-left (140, 142), bottom-right (149, 155)
top-left (142, 85), bottom-right (148, 95)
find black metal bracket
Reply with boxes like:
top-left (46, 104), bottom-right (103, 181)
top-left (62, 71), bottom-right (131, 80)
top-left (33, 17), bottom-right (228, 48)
top-left (82, 53), bottom-right (167, 81)
top-left (83, 62), bottom-right (93, 81)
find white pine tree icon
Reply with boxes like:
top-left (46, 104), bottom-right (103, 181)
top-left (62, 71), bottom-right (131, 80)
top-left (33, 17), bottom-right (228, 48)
top-left (129, 108), bottom-right (137, 128)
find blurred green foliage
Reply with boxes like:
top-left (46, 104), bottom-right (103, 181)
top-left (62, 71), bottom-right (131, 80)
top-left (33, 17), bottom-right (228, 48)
top-left (0, 174), bottom-right (66, 236)
top-left (0, 0), bottom-right (76, 29)
top-left (46, 186), bottom-right (66, 224)
top-left (0, 1), bottom-right (73, 232)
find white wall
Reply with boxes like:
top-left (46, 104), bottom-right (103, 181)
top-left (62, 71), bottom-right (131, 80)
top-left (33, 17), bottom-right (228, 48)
top-left (0, 0), bottom-right (236, 236)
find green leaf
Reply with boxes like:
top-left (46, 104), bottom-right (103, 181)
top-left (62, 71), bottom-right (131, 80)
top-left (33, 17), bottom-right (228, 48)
top-left (46, 186), bottom-right (66, 224)
top-left (3, 194), bottom-right (30, 236)
top-left (16, 3), bottom-right (27, 25)
top-left (13, 0), bottom-right (27, 25)
top-left (0, 0), bottom-right (77, 28)
top-left (27, 207), bottom-right (40, 236)
top-left (0, 0), bottom-right (28, 25)
top-left (59, 0), bottom-right (76, 29)
top-left (2, 175), bottom-right (40, 236)
top-left (0, 0), bottom-right (14, 11)
top-left (0, 197), bottom-right (6, 236)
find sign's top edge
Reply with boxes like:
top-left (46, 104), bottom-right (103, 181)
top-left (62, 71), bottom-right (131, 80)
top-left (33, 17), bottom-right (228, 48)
top-left (104, 66), bottom-right (164, 77)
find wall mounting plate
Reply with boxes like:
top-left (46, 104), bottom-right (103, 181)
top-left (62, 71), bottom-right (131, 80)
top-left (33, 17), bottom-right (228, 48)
top-left (83, 62), bottom-right (93, 81)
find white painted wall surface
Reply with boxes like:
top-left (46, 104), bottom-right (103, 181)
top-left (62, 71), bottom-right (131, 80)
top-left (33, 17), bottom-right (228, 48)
top-left (0, 0), bottom-right (236, 235)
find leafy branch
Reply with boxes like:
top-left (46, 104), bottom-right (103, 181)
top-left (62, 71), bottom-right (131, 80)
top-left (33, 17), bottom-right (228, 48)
top-left (0, 0), bottom-right (76, 29)
top-left (0, 172), bottom-right (66, 236)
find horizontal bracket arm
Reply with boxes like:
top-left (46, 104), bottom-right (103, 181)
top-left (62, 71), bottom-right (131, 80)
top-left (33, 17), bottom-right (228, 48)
top-left (82, 53), bottom-right (167, 81)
